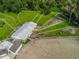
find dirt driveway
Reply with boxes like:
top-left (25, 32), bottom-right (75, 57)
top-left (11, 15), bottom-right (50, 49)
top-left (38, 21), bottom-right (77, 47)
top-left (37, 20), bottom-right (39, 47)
top-left (16, 37), bottom-right (79, 59)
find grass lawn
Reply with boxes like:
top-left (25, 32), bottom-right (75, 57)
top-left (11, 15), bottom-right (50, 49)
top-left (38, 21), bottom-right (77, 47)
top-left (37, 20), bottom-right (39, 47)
top-left (40, 22), bottom-right (69, 32)
top-left (37, 12), bottom-right (58, 26)
top-left (18, 11), bottom-right (58, 26)
top-left (17, 11), bottom-right (40, 25)
top-left (0, 12), bottom-right (18, 40)
top-left (74, 28), bottom-right (79, 36)
top-left (44, 28), bottom-right (79, 36)
top-left (44, 29), bottom-right (72, 36)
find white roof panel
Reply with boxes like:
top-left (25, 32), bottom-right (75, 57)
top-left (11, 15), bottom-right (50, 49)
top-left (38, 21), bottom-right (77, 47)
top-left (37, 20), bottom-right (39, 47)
top-left (11, 22), bottom-right (37, 40)
top-left (0, 41), bottom-right (12, 49)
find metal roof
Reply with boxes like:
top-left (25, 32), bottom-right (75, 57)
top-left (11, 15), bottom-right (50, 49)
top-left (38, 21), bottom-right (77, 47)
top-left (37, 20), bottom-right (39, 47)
top-left (11, 22), bottom-right (37, 40)
top-left (9, 40), bottom-right (21, 53)
top-left (0, 41), bottom-right (12, 49)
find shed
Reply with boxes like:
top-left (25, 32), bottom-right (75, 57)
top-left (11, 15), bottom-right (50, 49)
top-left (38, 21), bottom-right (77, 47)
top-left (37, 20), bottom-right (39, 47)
top-left (11, 22), bottom-right (37, 41)
top-left (0, 41), bottom-right (12, 49)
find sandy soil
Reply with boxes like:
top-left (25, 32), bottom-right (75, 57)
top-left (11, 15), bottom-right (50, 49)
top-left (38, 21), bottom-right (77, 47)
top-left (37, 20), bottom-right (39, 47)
top-left (16, 37), bottom-right (79, 59)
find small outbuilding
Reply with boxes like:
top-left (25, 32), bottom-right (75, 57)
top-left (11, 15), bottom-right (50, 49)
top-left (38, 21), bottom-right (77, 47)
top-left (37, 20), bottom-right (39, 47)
top-left (0, 41), bottom-right (12, 59)
top-left (11, 22), bottom-right (37, 41)
top-left (0, 41), bottom-right (12, 49)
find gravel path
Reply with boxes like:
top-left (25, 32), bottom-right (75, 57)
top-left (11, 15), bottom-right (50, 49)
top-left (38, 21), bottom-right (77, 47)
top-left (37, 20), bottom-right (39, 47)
top-left (16, 37), bottom-right (79, 59)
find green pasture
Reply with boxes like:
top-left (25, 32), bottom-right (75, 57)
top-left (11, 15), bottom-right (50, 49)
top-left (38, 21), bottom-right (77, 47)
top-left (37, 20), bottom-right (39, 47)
top-left (0, 11), bottom-right (78, 40)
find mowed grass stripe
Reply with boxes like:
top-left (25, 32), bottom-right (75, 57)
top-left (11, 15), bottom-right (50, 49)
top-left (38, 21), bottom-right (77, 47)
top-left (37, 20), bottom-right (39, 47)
top-left (17, 11), bottom-right (39, 25)
top-left (44, 29), bottom-right (72, 36)
top-left (0, 13), bottom-right (19, 40)
top-left (40, 22), bottom-right (69, 32)
top-left (32, 13), bottom-right (41, 23)
top-left (0, 24), bottom-right (12, 40)
top-left (0, 13), bottom-right (18, 28)
top-left (37, 12), bottom-right (58, 26)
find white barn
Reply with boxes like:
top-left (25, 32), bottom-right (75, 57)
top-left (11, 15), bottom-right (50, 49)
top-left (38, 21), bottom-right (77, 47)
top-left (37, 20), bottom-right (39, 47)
top-left (11, 22), bottom-right (37, 41)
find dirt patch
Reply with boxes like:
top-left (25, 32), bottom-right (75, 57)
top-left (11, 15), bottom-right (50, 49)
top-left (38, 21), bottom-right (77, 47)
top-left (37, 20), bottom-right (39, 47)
top-left (16, 37), bottom-right (79, 59)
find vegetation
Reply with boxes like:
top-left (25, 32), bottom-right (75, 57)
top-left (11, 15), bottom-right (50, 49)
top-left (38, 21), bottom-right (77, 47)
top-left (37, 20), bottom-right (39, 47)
top-left (57, 0), bottom-right (79, 27)
top-left (0, 11), bottom-right (56, 40)
top-left (0, 0), bottom-right (79, 40)
top-left (0, 20), bottom-right (5, 27)
top-left (40, 22), bottom-right (69, 32)
top-left (0, 0), bottom-right (79, 27)
top-left (0, 0), bottom-right (53, 14)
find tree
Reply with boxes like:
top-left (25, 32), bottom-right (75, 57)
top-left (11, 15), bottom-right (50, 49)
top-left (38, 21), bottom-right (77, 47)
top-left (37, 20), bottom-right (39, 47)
top-left (57, 0), bottom-right (79, 27)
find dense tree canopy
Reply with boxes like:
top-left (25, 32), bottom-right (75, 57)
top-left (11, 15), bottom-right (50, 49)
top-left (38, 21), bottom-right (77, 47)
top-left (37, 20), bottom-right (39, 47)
top-left (0, 0), bottom-right (79, 27)
top-left (0, 0), bottom-right (55, 14)
top-left (57, 0), bottom-right (79, 27)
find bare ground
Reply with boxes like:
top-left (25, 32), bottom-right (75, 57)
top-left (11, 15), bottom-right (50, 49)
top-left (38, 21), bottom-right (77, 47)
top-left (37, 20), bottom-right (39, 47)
top-left (16, 37), bottom-right (79, 59)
